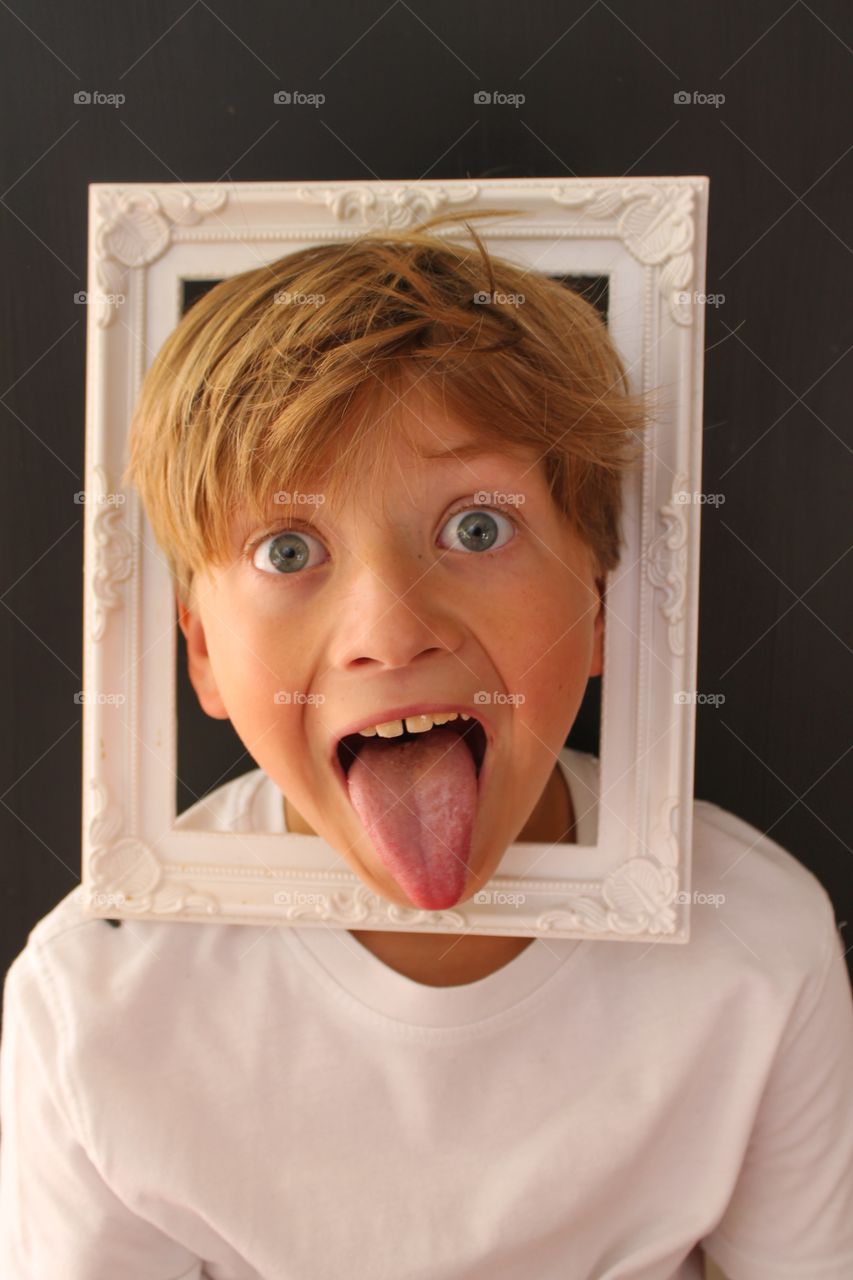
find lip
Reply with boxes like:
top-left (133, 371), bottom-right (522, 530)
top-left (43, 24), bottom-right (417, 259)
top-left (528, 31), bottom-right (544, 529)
top-left (328, 702), bottom-right (493, 803)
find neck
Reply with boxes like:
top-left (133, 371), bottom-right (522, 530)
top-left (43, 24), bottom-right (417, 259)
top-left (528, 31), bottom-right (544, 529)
top-left (348, 762), bottom-right (576, 986)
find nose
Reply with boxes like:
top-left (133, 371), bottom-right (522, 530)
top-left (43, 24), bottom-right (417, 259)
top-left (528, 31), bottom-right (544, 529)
top-left (329, 552), bottom-right (465, 671)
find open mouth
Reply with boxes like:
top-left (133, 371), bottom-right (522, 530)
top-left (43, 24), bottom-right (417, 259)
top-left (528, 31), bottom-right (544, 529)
top-left (336, 715), bottom-right (488, 782)
top-left (334, 713), bottom-right (490, 910)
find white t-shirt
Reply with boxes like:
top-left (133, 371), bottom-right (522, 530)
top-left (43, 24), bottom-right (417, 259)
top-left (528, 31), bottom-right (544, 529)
top-left (1, 749), bottom-right (852, 1280)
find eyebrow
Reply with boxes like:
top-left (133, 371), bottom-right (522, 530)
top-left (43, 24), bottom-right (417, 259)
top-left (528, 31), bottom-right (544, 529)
top-left (240, 443), bottom-right (524, 536)
top-left (417, 442), bottom-right (513, 462)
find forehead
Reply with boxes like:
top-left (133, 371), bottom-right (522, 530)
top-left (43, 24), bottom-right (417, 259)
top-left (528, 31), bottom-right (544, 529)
top-left (235, 424), bottom-right (543, 533)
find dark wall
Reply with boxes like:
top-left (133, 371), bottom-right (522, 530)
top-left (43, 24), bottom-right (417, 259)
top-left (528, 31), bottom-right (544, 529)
top-left (2, 2), bottom-right (851, 993)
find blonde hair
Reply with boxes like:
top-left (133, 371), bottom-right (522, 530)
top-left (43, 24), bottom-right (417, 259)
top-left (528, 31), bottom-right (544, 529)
top-left (122, 209), bottom-right (656, 607)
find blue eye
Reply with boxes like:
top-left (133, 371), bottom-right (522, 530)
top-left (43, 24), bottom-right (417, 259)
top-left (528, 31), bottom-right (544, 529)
top-left (251, 528), bottom-right (326, 575)
top-left (249, 505), bottom-right (516, 576)
top-left (440, 507), bottom-right (515, 553)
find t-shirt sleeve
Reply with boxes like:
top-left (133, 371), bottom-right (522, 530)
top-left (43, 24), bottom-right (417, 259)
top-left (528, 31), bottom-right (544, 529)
top-left (0, 952), bottom-right (205, 1280)
top-left (701, 895), bottom-right (853, 1279)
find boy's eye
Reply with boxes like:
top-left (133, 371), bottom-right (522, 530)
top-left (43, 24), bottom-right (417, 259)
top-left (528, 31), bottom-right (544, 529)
top-left (249, 506), bottom-right (515, 576)
top-left (251, 528), bottom-right (327, 575)
top-left (438, 507), bottom-right (515, 553)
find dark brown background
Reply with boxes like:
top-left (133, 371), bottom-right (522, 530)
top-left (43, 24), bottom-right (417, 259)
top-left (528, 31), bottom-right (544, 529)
top-left (1, 2), bottom-right (851, 1004)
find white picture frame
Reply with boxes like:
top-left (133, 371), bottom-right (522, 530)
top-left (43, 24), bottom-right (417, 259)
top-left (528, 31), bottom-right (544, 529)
top-left (80, 175), bottom-right (709, 944)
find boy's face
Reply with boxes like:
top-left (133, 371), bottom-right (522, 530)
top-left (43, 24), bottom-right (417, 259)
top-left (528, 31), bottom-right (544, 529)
top-left (178, 395), bottom-right (603, 910)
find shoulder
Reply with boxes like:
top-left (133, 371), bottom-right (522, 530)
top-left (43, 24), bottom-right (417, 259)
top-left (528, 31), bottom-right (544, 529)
top-left (688, 796), bottom-right (841, 998)
top-left (5, 766), bottom-right (273, 988)
top-left (565, 747), bottom-right (836, 986)
top-left (2, 769), bottom-right (280, 1064)
top-left (567, 745), bottom-right (839, 1002)
top-left (4, 884), bottom-right (107, 1002)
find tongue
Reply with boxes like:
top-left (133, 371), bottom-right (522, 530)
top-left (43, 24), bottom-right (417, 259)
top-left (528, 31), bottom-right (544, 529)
top-left (346, 726), bottom-right (478, 910)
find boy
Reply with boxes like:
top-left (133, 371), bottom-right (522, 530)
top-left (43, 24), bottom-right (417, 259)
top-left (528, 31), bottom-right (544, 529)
top-left (1, 212), bottom-right (851, 1278)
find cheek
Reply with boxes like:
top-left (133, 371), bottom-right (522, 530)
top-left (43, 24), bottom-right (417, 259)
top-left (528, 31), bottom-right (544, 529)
top-left (498, 567), bottom-right (595, 740)
top-left (204, 612), bottom-right (296, 725)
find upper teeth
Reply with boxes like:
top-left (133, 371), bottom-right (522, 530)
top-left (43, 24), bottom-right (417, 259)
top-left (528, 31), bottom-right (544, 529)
top-left (357, 710), bottom-right (471, 738)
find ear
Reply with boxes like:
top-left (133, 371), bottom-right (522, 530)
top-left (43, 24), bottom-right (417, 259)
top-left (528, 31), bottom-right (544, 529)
top-left (175, 589), bottom-right (230, 721)
top-left (588, 575), bottom-right (605, 679)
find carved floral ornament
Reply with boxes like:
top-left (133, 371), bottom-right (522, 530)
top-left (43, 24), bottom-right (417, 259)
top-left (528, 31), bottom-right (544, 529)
top-left (81, 177), bottom-right (704, 941)
top-left (86, 777), bottom-right (680, 934)
top-left (92, 180), bottom-right (698, 327)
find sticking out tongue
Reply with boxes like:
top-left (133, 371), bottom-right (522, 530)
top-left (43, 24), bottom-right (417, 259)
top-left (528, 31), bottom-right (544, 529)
top-left (346, 726), bottom-right (478, 910)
